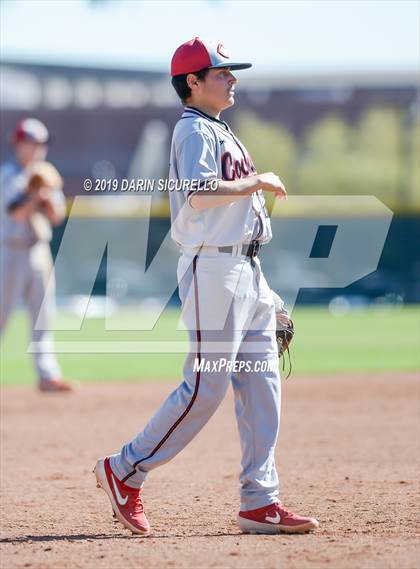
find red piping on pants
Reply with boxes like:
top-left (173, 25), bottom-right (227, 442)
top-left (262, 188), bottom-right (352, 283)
top-left (122, 254), bottom-right (201, 483)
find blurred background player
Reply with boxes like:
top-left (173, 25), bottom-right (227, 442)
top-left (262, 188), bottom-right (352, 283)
top-left (0, 118), bottom-right (72, 392)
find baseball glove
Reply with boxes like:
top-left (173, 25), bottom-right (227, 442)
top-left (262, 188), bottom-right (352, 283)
top-left (272, 290), bottom-right (294, 378)
top-left (27, 161), bottom-right (63, 194)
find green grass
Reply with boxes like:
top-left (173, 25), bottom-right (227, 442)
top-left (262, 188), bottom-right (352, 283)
top-left (1, 306), bottom-right (419, 385)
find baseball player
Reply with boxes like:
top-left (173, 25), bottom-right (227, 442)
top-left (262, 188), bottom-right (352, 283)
top-left (0, 118), bottom-right (72, 392)
top-left (95, 38), bottom-right (318, 535)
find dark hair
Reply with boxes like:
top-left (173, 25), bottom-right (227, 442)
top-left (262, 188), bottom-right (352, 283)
top-left (171, 68), bottom-right (210, 103)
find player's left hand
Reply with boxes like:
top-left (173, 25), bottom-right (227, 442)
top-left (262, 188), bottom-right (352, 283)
top-left (272, 290), bottom-right (295, 373)
top-left (27, 161), bottom-right (63, 194)
top-left (276, 313), bottom-right (292, 328)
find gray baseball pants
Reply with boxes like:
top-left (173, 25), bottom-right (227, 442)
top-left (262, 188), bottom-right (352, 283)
top-left (110, 248), bottom-right (281, 511)
top-left (0, 241), bottom-right (62, 382)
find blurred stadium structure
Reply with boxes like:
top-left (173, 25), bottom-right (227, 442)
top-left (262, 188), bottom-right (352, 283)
top-left (1, 60), bottom-right (419, 306)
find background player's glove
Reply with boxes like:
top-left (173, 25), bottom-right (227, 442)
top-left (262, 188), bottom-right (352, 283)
top-left (27, 161), bottom-right (63, 194)
top-left (272, 290), bottom-right (294, 378)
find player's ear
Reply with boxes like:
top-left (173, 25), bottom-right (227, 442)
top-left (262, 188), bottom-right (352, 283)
top-left (186, 73), bottom-right (199, 91)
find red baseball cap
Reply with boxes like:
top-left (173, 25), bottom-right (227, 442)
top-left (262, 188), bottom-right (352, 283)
top-left (14, 118), bottom-right (49, 144)
top-left (171, 37), bottom-right (252, 77)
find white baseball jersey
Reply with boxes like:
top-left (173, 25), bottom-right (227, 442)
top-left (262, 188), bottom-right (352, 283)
top-left (0, 161), bottom-right (65, 246)
top-left (168, 106), bottom-right (272, 247)
top-left (0, 161), bottom-right (38, 246)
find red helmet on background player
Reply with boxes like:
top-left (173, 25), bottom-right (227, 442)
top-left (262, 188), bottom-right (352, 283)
top-left (13, 118), bottom-right (49, 145)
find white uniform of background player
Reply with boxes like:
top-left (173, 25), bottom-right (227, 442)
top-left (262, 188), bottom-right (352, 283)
top-left (94, 38), bottom-right (318, 536)
top-left (0, 118), bottom-right (72, 392)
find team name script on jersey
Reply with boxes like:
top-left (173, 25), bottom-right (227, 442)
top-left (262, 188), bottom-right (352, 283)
top-left (221, 151), bottom-right (256, 181)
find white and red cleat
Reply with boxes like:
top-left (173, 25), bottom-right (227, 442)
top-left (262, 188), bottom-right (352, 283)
top-left (238, 502), bottom-right (319, 534)
top-left (94, 457), bottom-right (150, 536)
top-left (38, 378), bottom-right (74, 392)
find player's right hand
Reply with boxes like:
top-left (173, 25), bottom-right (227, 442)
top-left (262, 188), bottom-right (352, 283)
top-left (257, 172), bottom-right (287, 199)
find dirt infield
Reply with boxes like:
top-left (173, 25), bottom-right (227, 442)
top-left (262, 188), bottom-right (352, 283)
top-left (1, 372), bottom-right (419, 569)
